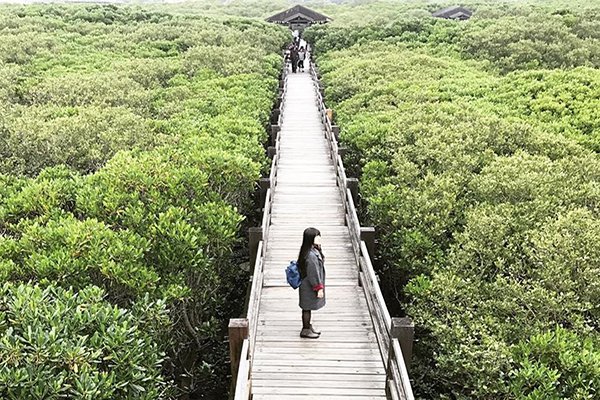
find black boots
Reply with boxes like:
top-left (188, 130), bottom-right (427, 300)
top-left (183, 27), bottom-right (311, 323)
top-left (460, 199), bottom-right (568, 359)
top-left (300, 310), bottom-right (320, 338)
top-left (300, 328), bottom-right (319, 339)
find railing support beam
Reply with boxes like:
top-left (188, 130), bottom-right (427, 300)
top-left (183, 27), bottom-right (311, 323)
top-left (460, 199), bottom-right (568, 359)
top-left (332, 125), bottom-right (340, 141)
top-left (258, 178), bottom-right (270, 209)
top-left (347, 178), bottom-right (359, 208)
top-left (391, 317), bottom-right (414, 371)
top-left (228, 318), bottom-right (249, 391)
top-left (248, 227), bottom-right (263, 268)
top-left (360, 227), bottom-right (376, 263)
top-left (270, 125), bottom-right (280, 146)
top-left (270, 108), bottom-right (280, 125)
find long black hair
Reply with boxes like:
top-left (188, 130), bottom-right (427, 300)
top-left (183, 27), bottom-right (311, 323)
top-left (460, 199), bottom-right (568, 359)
top-left (297, 227), bottom-right (322, 278)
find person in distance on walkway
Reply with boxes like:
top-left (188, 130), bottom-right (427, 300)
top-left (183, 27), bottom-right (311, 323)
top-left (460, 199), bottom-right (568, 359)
top-left (297, 227), bottom-right (326, 339)
top-left (298, 46), bottom-right (306, 72)
top-left (290, 44), bottom-right (299, 73)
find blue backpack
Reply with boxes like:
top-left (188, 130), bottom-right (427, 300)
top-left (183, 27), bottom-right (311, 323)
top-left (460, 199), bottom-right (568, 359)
top-left (285, 260), bottom-right (302, 289)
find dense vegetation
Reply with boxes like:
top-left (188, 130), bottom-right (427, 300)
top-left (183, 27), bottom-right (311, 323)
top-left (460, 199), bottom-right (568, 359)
top-left (0, 4), bottom-right (287, 399)
top-left (307, 1), bottom-right (600, 399)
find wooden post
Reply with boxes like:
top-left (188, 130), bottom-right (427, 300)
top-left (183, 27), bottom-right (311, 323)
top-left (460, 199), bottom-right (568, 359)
top-left (331, 125), bottom-right (340, 141)
top-left (270, 109), bottom-right (280, 125)
top-left (270, 125), bottom-right (280, 146)
top-left (228, 318), bottom-right (249, 390)
top-left (249, 227), bottom-right (262, 268)
top-left (326, 108), bottom-right (333, 122)
top-left (267, 146), bottom-right (276, 159)
top-left (258, 178), bottom-right (270, 208)
top-left (347, 178), bottom-right (359, 208)
top-left (361, 227), bottom-right (376, 262)
top-left (391, 317), bottom-right (414, 371)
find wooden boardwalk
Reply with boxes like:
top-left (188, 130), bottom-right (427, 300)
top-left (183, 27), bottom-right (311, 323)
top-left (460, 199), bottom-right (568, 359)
top-left (250, 71), bottom-right (387, 399)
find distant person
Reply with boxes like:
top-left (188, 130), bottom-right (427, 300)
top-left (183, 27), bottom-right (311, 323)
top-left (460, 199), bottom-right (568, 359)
top-left (290, 44), bottom-right (299, 73)
top-left (297, 227), bottom-right (326, 339)
top-left (285, 43), bottom-right (293, 69)
top-left (298, 46), bottom-right (306, 71)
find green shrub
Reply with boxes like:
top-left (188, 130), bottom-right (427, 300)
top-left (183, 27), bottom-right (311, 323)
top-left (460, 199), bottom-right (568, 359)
top-left (24, 72), bottom-right (151, 111)
top-left (0, 165), bottom-right (80, 233)
top-left (0, 106), bottom-right (164, 176)
top-left (0, 282), bottom-right (171, 400)
top-left (0, 4), bottom-right (287, 397)
top-left (510, 327), bottom-right (600, 399)
top-left (0, 216), bottom-right (158, 304)
top-left (313, 14), bottom-right (600, 397)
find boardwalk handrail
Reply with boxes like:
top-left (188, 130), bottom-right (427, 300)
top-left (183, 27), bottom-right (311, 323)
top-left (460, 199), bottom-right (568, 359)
top-left (309, 60), bottom-right (415, 400)
top-left (232, 61), bottom-right (288, 400)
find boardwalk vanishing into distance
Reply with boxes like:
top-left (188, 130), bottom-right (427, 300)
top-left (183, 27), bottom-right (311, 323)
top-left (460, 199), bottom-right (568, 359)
top-left (230, 58), bottom-right (414, 400)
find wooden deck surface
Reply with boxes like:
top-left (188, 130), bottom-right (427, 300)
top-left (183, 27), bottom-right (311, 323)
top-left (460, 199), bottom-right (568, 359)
top-left (251, 71), bottom-right (387, 399)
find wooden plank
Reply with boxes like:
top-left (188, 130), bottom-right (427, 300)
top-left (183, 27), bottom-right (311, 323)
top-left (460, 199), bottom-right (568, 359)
top-left (253, 395), bottom-right (386, 400)
top-left (255, 338), bottom-right (377, 345)
top-left (262, 280), bottom-right (358, 287)
top-left (256, 318), bottom-right (373, 326)
top-left (252, 365), bottom-right (384, 375)
top-left (258, 287), bottom-right (364, 297)
top-left (252, 379), bottom-right (385, 389)
top-left (258, 318), bottom-right (378, 324)
top-left (252, 387), bottom-right (386, 396)
top-left (253, 359), bottom-right (383, 368)
top-left (251, 341), bottom-right (380, 350)
top-left (251, 372), bottom-right (385, 382)
top-left (254, 352), bottom-right (382, 361)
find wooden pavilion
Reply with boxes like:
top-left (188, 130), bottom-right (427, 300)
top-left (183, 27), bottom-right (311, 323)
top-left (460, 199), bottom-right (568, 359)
top-left (266, 5), bottom-right (331, 32)
top-left (432, 6), bottom-right (473, 20)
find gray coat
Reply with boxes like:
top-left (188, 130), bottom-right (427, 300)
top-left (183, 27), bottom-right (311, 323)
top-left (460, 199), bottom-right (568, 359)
top-left (298, 248), bottom-right (326, 310)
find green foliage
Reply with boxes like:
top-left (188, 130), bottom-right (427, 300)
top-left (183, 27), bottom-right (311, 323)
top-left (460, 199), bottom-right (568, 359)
top-left (0, 216), bottom-right (158, 304)
top-left (0, 165), bottom-right (80, 232)
top-left (0, 3), bottom-right (288, 397)
top-left (492, 67), bottom-right (600, 151)
top-left (0, 106), bottom-right (163, 176)
top-left (305, 1), bottom-right (600, 73)
top-left (311, 3), bottom-right (600, 398)
top-left (510, 327), bottom-right (600, 399)
top-left (0, 4), bottom-right (287, 177)
top-left (0, 282), bottom-right (171, 400)
top-left (460, 14), bottom-right (600, 73)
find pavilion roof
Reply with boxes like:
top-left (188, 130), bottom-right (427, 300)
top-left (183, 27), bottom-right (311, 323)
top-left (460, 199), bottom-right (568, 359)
top-left (266, 5), bottom-right (332, 24)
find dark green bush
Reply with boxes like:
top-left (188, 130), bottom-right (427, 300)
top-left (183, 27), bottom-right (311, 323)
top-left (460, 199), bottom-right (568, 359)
top-left (0, 216), bottom-right (158, 304)
top-left (0, 282), bottom-right (171, 400)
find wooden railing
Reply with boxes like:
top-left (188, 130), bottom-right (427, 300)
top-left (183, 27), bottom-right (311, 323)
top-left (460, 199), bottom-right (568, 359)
top-left (309, 61), bottom-right (415, 400)
top-left (229, 61), bottom-right (288, 400)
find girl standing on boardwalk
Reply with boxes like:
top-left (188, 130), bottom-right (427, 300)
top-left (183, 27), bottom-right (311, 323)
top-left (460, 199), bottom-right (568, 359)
top-left (297, 227), bottom-right (326, 339)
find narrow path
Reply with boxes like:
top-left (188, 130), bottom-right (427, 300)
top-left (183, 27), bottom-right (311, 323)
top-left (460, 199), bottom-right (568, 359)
top-left (250, 70), bottom-right (387, 399)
